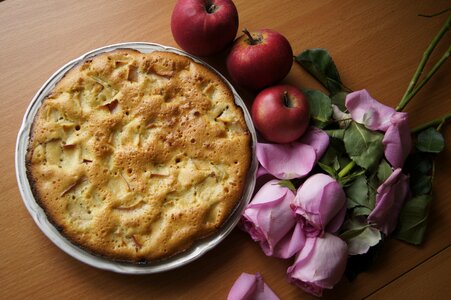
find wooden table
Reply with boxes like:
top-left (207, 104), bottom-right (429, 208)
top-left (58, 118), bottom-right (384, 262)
top-left (1, 1), bottom-right (450, 299)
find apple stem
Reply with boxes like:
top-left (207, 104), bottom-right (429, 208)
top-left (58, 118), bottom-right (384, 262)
top-left (243, 28), bottom-right (258, 45)
top-left (282, 91), bottom-right (292, 108)
top-left (205, 1), bottom-right (218, 14)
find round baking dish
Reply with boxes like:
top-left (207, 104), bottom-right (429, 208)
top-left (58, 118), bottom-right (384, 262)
top-left (15, 42), bottom-right (258, 274)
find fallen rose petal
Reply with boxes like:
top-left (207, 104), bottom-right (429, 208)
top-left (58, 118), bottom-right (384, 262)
top-left (298, 126), bottom-right (330, 159)
top-left (256, 143), bottom-right (317, 180)
top-left (227, 272), bottom-right (279, 300)
top-left (242, 180), bottom-right (303, 258)
top-left (287, 233), bottom-right (348, 297)
top-left (345, 89), bottom-right (396, 131)
top-left (368, 168), bottom-right (410, 235)
top-left (383, 112), bottom-right (412, 168)
top-left (292, 174), bottom-right (347, 237)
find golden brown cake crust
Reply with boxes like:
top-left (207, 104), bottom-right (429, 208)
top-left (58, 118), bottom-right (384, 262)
top-left (26, 49), bottom-right (251, 262)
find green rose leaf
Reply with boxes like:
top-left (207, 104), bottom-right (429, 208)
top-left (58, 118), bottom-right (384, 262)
top-left (394, 195), bottom-right (432, 245)
top-left (345, 175), bottom-right (370, 210)
top-left (317, 162), bottom-right (337, 178)
top-left (331, 91), bottom-right (348, 111)
top-left (320, 138), bottom-right (352, 172)
top-left (377, 159), bottom-right (393, 183)
top-left (408, 153), bottom-right (433, 174)
top-left (295, 49), bottom-right (343, 95)
top-left (277, 180), bottom-right (296, 192)
top-left (303, 88), bottom-right (333, 128)
top-left (340, 217), bottom-right (382, 255)
top-left (343, 122), bottom-right (384, 170)
top-left (416, 127), bottom-right (445, 153)
top-left (325, 129), bottom-right (346, 140)
top-left (353, 206), bottom-right (373, 216)
top-left (367, 174), bottom-right (378, 210)
top-left (345, 240), bottom-right (384, 281)
top-left (405, 152), bottom-right (434, 196)
top-left (410, 175), bottom-right (432, 195)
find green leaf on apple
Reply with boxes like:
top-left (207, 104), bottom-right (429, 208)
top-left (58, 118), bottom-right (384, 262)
top-left (394, 194), bottom-right (432, 245)
top-left (343, 122), bottom-right (384, 170)
top-left (295, 48), bottom-right (343, 95)
top-left (303, 88), bottom-right (333, 128)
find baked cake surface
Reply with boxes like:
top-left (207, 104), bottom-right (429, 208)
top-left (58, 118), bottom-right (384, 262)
top-left (26, 49), bottom-right (251, 262)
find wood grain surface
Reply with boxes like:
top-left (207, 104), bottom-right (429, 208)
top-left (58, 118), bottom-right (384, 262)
top-left (1, 0), bottom-right (450, 299)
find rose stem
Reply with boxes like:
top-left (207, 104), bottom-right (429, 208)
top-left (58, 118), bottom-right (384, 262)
top-left (243, 28), bottom-right (258, 45)
top-left (397, 46), bottom-right (450, 111)
top-left (412, 113), bottom-right (451, 133)
top-left (338, 161), bottom-right (356, 178)
top-left (396, 16), bottom-right (450, 112)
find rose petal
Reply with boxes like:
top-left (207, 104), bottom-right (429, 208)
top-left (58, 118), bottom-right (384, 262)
top-left (256, 143), bottom-right (317, 180)
top-left (292, 174), bottom-right (346, 237)
top-left (298, 126), bottom-right (330, 159)
top-left (325, 199), bottom-right (347, 234)
top-left (287, 233), bottom-right (348, 297)
top-left (345, 89), bottom-right (396, 131)
top-left (272, 222), bottom-right (305, 259)
top-left (367, 168), bottom-right (410, 235)
top-left (256, 166), bottom-right (269, 178)
top-left (241, 180), bottom-right (298, 258)
top-left (382, 112), bottom-right (412, 168)
top-left (227, 272), bottom-right (280, 300)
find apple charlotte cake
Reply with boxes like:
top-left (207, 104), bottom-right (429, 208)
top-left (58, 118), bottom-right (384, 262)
top-left (26, 49), bottom-right (251, 262)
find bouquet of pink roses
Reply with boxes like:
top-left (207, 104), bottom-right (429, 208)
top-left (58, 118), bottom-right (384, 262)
top-left (228, 16), bottom-right (450, 299)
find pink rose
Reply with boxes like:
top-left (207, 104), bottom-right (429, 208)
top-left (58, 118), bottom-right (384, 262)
top-left (345, 89), bottom-right (396, 131)
top-left (241, 180), bottom-right (305, 258)
top-left (382, 112), bottom-right (412, 168)
top-left (256, 127), bottom-right (329, 180)
top-left (292, 174), bottom-right (346, 237)
top-left (287, 233), bottom-right (348, 297)
top-left (227, 272), bottom-right (279, 300)
top-left (345, 89), bottom-right (412, 168)
top-left (368, 168), bottom-right (410, 235)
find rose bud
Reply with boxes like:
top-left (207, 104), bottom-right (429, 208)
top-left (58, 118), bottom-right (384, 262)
top-left (227, 272), bottom-right (279, 300)
top-left (287, 233), bottom-right (348, 297)
top-left (368, 168), bottom-right (410, 235)
top-left (292, 173), bottom-right (346, 237)
top-left (241, 179), bottom-right (305, 258)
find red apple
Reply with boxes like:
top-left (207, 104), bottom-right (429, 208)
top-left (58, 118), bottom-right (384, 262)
top-left (171, 0), bottom-right (239, 56)
top-left (226, 29), bottom-right (293, 90)
top-left (251, 84), bottom-right (310, 143)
